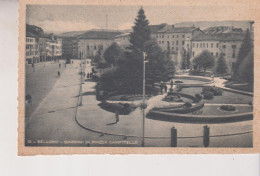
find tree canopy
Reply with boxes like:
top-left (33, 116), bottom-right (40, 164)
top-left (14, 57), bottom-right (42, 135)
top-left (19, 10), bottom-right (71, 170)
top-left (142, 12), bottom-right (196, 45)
top-left (99, 7), bottom-right (175, 94)
top-left (238, 50), bottom-right (254, 83)
top-left (216, 53), bottom-right (228, 74)
top-left (233, 29), bottom-right (253, 79)
top-left (104, 42), bottom-right (126, 67)
top-left (193, 50), bottom-right (215, 72)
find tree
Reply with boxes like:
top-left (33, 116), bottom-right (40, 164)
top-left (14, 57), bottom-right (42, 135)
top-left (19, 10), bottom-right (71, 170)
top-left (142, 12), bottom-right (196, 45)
top-left (238, 50), bottom-right (253, 83)
top-left (181, 49), bottom-right (187, 70)
top-left (93, 46), bottom-right (108, 69)
top-left (216, 53), bottom-right (228, 74)
top-left (233, 29), bottom-right (253, 79)
top-left (104, 42), bottom-right (126, 67)
top-left (99, 7), bottom-right (175, 94)
top-left (186, 50), bottom-right (191, 69)
top-left (193, 50), bottom-right (215, 73)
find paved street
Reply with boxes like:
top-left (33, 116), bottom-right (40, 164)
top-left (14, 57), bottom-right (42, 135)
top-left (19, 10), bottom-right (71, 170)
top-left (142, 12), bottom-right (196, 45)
top-left (25, 61), bottom-right (142, 147)
top-left (25, 60), bottom-right (252, 147)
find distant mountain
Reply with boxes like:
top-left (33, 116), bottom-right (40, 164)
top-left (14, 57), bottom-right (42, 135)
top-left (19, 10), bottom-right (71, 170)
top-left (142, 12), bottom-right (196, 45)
top-left (173, 20), bottom-right (253, 30)
top-left (57, 31), bottom-right (88, 37)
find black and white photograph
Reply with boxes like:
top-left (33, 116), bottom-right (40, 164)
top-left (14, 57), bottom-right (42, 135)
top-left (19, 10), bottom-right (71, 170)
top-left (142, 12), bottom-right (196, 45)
top-left (23, 5), bottom-right (254, 148)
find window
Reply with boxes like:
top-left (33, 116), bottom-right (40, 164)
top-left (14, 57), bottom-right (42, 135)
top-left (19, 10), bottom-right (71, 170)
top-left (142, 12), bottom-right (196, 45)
top-left (177, 35), bottom-right (179, 38)
top-left (94, 45), bottom-right (96, 50)
top-left (162, 35), bottom-right (164, 38)
top-left (172, 35), bottom-right (174, 38)
top-left (182, 41), bottom-right (185, 45)
top-left (216, 52), bottom-right (219, 57)
top-left (162, 41), bottom-right (164, 44)
top-left (222, 45), bottom-right (226, 49)
top-left (206, 43), bottom-right (208, 48)
top-left (232, 45), bottom-right (236, 49)
top-left (156, 35), bottom-right (158, 38)
top-left (200, 43), bottom-right (202, 48)
top-left (203, 43), bottom-right (205, 48)
top-left (176, 47), bottom-right (178, 51)
top-left (216, 43), bottom-right (219, 48)
top-left (211, 53), bottom-right (213, 56)
top-left (211, 43), bottom-right (213, 48)
top-left (176, 41), bottom-right (178, 45)
top-left (197, 43), bottom-right (199, 48)
top-left (182, 35), bottom-right (185, 38)
top-left (223, 53), bottom-right (226, 56)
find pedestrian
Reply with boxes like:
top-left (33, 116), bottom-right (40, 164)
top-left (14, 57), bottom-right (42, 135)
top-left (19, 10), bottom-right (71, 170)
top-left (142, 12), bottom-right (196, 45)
top-left (87, 73), bottom-right (90, 79)
top-left (59, 63), bottom-right (61, 68)
top-left (160, 84), bottom-right (163, 94)
top-left (115, 111), bottom-right (119, 123)
top-left (164, 85), bottom-right (167, 93)
top-left (58, 70), bottom-right (60, 77)
top-left (65, 63), bottom-right (66, 68)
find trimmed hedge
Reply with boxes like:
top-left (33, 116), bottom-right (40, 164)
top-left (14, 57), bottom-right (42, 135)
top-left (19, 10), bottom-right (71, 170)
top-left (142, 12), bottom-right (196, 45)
top-left (220, 105), bottom-right (236, 111)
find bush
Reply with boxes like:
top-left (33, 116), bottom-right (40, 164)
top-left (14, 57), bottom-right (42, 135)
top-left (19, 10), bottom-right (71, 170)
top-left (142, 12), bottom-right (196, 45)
top-left (184, 102), bottom-right (192, 107)
top-left (175, 80), bottom-right (183, 83)
top-left (202, 86), bottom-right (222, 96)
top-left (203, 92), bottom-right (214, 100)
top-left (220, 105), bottom-right (236, 111)
top-left (195, 93), bottom-right (203, 100)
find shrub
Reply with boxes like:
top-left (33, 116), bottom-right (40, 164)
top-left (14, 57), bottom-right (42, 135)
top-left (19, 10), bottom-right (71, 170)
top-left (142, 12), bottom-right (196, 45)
top-left (195, 93), bottom-right (203, 100)
top-left (220, 105), bottom-right (236, 111)
top-left (203, 92), bottom-right (214, 100)
top-left (213, 88), bottom-right (222, 96)
top-left (175, 80), bottom-right (183, 83)
top-left (202, 86), bottom-right (222, 96)
top-left (184, 102), bottom-right (192, 107)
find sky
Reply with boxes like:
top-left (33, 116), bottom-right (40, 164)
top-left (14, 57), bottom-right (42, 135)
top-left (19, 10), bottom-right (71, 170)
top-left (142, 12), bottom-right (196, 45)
top-left (26, 5), bottom-right (253, 33)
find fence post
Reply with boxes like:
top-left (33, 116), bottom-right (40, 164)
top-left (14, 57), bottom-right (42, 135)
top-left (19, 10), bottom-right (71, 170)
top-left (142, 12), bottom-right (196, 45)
top-left (203, 125), bottom-right (210, 147)
top-left (171, 127), bottom-right (177, 147)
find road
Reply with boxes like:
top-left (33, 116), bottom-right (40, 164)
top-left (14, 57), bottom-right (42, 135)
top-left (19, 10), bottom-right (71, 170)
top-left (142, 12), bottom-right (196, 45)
top-left (25, 60), bottom-right (252, 147)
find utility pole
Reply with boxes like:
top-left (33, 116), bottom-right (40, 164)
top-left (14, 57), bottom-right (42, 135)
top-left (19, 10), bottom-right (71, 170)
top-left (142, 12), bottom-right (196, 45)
top-left (79, 51), bottom-right (83, 106)
top-left (142, 52), bottom-right (148, 147)
top-left (105, 14), bottom-right (108, 30)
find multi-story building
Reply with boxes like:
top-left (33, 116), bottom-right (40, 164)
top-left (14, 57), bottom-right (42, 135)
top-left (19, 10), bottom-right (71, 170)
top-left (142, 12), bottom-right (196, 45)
top-left (26, 24), bottom-right (63, 63)
top-left (114, 32), bottom-right (131, 49)
top-left (61, 37), bottom-right (78, 59)
top-left (25, 31), bottom-right (40, 64)
top-left (191, 32), bottom-right (245, 73)
top-left (77, 30), bottom-right (122, 59)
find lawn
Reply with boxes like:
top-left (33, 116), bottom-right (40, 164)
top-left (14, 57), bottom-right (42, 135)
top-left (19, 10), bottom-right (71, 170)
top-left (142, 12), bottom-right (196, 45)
top-left (190, 105), bottom-right (253, 116)
top-left (180, 87), bottom-right (253, 104)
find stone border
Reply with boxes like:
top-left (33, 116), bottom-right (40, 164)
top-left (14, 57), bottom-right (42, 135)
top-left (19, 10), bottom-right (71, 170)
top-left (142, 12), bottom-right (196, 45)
top-left (147, 111), bottom-right (253, 124)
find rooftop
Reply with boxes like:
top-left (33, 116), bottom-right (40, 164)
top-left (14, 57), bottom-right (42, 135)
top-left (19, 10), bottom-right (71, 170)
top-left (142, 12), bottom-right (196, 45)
top-left (78, 30), bottom-right (122, 40)
top-left (192, 33), bottom-right (245, 42)
top-left (203, 26), bottom-right (244, 34)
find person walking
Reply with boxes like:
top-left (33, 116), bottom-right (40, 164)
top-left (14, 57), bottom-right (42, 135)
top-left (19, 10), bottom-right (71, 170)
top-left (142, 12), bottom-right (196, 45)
top-left (58, 70), bottom-right (60, 77)
top-left (164, 85), bottom-right (168, 93)
top-left (160, 84), bottom-right (163, 94)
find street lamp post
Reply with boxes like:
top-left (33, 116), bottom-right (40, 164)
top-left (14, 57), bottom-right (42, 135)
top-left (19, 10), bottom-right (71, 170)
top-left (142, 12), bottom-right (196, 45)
top-left (142, 52), bottom-right (148, 147)
top-left (79, 51), bottom-right (83, 106)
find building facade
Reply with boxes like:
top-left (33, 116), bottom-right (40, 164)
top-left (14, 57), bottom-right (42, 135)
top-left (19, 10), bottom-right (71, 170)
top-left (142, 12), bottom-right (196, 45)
top-left (191, 32), bottom-right (245, 73)
top-left (25, 33), bottom-right (40, 64)
top-left (77, 30), bottom-right (122, 59)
